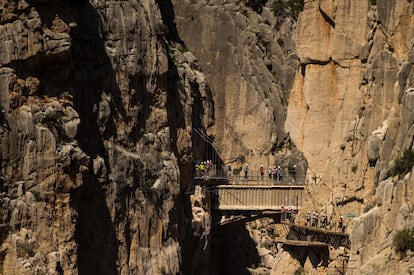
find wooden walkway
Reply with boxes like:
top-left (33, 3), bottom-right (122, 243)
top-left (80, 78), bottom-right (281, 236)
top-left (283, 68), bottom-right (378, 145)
top-left (193, 175), bottom-right (350, 249)
top-left (283, 223), bottom-right (351, 248)
top-left (276, 239), bottom-right (330, 247)
top-left (209, 184), bottom-right (305, 211)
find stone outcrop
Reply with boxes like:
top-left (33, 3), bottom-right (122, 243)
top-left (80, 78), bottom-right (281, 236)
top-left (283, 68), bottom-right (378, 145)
top-left (171, 0), bottom-right (299, 167)
top-left (2, 0), bottom-right (414, 274)
top-left (0, 0), bottom-right (213, 274)
top-left (285, 0), bottom-right (414, 273)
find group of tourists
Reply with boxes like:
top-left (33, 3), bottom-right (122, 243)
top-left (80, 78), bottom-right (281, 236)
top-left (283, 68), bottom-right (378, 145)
top-left (305, 211), bottom-right (329, 229)
top-left (196, 160), bottom-right (298, 182)
top-left (280, 208), bottom-right (345, 233)
top-left (267, 165), bottom-right (296, 182)
top-left (227, 163), bottom-right (297, 182)
top-left (305, 212), bottom-right (345, 232)
top-left (195, 160), bottom-right (216, 177)
top-left (281, 205), bottom-right (295, 223)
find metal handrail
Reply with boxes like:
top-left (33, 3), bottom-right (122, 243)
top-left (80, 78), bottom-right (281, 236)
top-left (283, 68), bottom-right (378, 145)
top-left (193, 174), bottom-right (304, 185)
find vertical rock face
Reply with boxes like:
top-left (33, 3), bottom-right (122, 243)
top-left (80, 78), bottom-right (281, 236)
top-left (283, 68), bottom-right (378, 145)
top-left (2, 0), bottom-right (414, 274)
top-left (0, 0), bottom-right (212, 274)
top-left (286, 0), bottom-right (414, 273)
top-left (171, 0), bottom-right (299, 166)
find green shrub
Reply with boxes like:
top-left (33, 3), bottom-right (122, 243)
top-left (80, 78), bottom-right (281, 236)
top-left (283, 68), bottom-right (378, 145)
top-left (236, 156), bottom-right (246, 163)
top-left (271, 0), bottom-right (304, 21)
top-left (393, 229), bottom-right (414, 255)
top-left (363, 202), bottom-right (376, 213)
top-left (244, 0), bottom-right (268, 13)
top-left (387, 149), bottom-right (414, 178)
top-left (277, 37), bottom-right (284, 47)
top-left (294, 267), bottom-right (305, 275)
top-left (351, 164), bottom-right (358, 173)
top-left (358, 106), bottom-right (366, 118)
top-left (233, 167), bottom-right (242, 176)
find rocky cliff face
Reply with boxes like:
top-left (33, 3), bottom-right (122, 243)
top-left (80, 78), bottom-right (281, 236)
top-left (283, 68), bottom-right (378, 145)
top-left (286, 0), bottom-right (414, 274)
top-left (171, 0), bottom-right (300, 168)
top-left (2, 0), bottom-right (414, 274)
top-left (0, 0), bottom-right (213, 274)
top-left (173, 0), bottom-right (414, 274)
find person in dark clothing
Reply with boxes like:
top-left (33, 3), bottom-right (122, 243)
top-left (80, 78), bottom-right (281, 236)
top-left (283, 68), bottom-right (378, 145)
top-left (244, 164), bottom-right (249, 179)
top-left (259, 165), bottom-right (264, 180)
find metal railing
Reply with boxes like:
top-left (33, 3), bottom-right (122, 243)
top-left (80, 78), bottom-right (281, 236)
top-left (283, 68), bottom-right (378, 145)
top-left (194, 169), bottom-right (303, 185)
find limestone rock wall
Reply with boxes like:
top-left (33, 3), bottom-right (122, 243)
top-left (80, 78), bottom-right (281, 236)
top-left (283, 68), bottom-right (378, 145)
top-left (286, 0), bottom-right (414, 273)
top-left (171, 0), bottom-right (299, 167)
top-left (0, 0), bottom-right (212, 274)
top-left (2, 0), bottom-right (414, 274)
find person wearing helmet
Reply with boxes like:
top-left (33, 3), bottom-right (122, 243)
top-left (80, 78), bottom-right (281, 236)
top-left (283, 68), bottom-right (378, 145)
top-left (287, 206), bottom-right (294, 224)
top-left (306, 211), bottom-right (311, 226)
top-left (268, 167), bottom-right (272, 179)
top-left (321, 214), bottom-right (326, 229)
top-left (339, 215), bottom-right (344, 233)
top-left (199, 162), bottom-right (205, 177)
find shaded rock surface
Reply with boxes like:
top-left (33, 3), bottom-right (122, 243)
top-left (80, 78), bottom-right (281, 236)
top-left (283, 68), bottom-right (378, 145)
top-left (2, 0), bottom-right (414, 274)
top-left (0, 0), bottom-right (212, 274)
top-left (171, 0), bottom-right (300, 168)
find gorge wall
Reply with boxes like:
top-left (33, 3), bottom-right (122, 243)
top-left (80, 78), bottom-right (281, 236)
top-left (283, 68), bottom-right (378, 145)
top-left (0, 0), bottom-right (214, 274)
top-left (1, 0), bottom-right (414, 274)
top-left (171, 0), bottom-right (307, 172)
top-left (172, 0), bottom-right (414, 274)
top-left (286, 1), bottom-right (414, 274)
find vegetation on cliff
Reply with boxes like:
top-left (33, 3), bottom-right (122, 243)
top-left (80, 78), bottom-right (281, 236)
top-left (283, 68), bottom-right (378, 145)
top-left (386, 149), bottom-right (414, 179)
top-left (393, 229), bottom-right (414, 256)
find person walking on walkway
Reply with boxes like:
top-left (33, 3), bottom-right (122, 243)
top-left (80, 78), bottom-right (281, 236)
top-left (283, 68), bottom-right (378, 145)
top-left (338, 216), bottom-right (345, 233)
top-left (305, 211), bottom-right (311, 226)
top-left (290, 165), bottom-right (297, 182)
top-left (287, 206), bottom-right (294, 223)
top-left (321, 214), bottom-right (327, 229)
top-left (273, 166), bottom-right (278, 181)
top-left (244, 164), bottom-right (249, 179)
top-left (200, 162), bottom-right (205, 177)
top-left (227, 164), bottom-right (232, 177)
top-left (259, 165), bottom-right (264, 180)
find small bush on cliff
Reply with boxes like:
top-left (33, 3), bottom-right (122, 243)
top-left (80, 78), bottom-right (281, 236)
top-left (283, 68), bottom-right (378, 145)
top-left (294, 267), bottom-right (305, 275)
top-left (386, 149), bottom-right (414, 178)
top-left (271, 0), bottom-right (304, 21)
top-left (363, 201), bottom-right (376, 213)
top-left (393, 229), bottom-right (414, 256)
top-left (351, 164), bottom-right (358, 173)
top-left (233, 167), bottom-right (242, 176)
top-left (244, 0), bottom-right (268, 13)
top-left (42, 111), bottom-right (71, 144)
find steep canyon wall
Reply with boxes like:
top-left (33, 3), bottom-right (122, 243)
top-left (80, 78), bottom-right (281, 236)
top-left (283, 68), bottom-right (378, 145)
top-left (0, 0), bottom-right (214, 274)
top-left (286, 0), bottom-right (414, 274)
top-left (1, 0), bottom-right (414, 274)
top-left (173, 0), bottom-right (414, 274)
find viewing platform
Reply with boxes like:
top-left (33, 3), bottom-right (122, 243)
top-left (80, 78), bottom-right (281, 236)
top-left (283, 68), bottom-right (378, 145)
top-left (209, 184), bottom-right (304, 211)
top-left (193, 170), bottom-right (305, 211)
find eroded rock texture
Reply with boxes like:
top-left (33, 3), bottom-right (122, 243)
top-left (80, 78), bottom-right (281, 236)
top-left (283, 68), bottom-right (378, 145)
top-left (171, 0), bottom-right (299, 167)
top-left (0, 0), bottom-right (213, 274)
top-left (285, 0), bottom-right (414, 274)
top-left (2, 0), bottom-right (414, 274)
